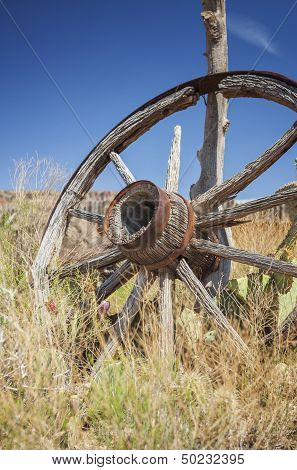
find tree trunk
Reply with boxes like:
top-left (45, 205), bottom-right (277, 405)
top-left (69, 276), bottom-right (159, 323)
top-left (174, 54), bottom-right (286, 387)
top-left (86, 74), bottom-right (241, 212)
top-left (191, 0), bottom-right (231, 294)
top-left (190, 0), bottom-right (229, 198)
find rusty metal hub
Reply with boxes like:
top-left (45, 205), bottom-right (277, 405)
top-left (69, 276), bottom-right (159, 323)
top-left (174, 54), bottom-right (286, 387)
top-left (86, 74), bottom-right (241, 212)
top-left (104, 180), bottom-right (195, 269)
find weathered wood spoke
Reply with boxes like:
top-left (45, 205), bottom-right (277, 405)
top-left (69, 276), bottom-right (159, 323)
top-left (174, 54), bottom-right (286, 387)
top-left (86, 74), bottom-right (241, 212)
top-left (192, 121), bottom-right (297, 211)
top-left (264, 304), bottom-right (297, 344)
top-left (159, 269), bottom-right (175, 360)
top-left (164, 126), bottom-right (181, 191)
top-left (190, 239), bottom-right (297, 277)
top-left (159, 125), bottom-right (181, 362)
top-left (96, 260), bottom-right (135, 302)
top-left (196, 187), bottom-right (297, 229)
top-left (176, 258), bottom-right (248, 353)
top-left (109, 152), bottom-right (136, 185)
top-left (52, 247), bottom-right (125, 279)
top-left (92, 268), bottom-right (151, 375)
top-left (68, 208), bottom-right (104, 225)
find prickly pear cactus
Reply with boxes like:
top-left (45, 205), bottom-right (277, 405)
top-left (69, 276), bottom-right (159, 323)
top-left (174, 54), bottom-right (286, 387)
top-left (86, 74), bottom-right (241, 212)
top-left (219, 182), bottom-right (297, 334)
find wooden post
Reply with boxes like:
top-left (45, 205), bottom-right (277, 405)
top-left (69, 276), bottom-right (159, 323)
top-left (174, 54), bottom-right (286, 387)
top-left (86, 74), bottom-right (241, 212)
top-left (190, 0), bottom-right (231, 293)
top-left (190, 0), bottom-right (229, 197)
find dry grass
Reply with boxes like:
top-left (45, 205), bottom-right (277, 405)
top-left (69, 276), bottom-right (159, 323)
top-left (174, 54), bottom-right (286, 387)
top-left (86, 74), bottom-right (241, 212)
top-left (0, 162), bottom-right (296, 450)
top-left (232, 220), bottom-right (292, 277)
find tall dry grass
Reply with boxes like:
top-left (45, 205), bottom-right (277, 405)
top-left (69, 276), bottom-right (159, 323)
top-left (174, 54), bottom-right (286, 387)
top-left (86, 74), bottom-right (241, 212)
top-left (0, 160), bottom-right (296, 450)
top-left (232, 220), bottom-right (292, 277)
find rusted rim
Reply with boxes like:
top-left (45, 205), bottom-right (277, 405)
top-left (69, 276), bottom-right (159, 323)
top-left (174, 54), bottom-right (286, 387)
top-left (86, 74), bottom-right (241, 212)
top-left (145, 195), bottom-right (196, 270)
top-left (104, 180), bottom-right (171, 249)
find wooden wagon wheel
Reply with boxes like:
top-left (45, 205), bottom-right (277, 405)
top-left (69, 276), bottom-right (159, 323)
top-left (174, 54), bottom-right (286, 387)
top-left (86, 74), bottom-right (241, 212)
top-left (33, 70), bottom-right (297, 372)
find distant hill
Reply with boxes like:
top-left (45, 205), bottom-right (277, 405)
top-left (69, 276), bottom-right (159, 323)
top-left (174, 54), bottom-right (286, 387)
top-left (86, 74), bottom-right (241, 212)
top-left (0, 190), bottom-right (116, 261)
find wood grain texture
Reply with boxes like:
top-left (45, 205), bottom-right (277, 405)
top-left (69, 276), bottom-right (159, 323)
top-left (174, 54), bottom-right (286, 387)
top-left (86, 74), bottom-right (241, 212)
top-left (159, 125), bottom-right (181, 362)
top-left (109, 152), bottom-right (136, 185)
top-left (159, 268), bottom-right (175, 362)
top-left (52, 247), bottom-right (125, 279)
top-left (218, 74), bottom-right (297, 111)
top-left (196, 187), bottom-right (297, 228)
top-left (96, 260), bottom-right (135, 301)
top-left (92, 268), bottom-right (151, 376)
top-left (68, 208), bottom-right (104, 225)
top-left (165, 125), bottom-right (181, 192)
top-left (192, 122), bottom-right (297, 211)
top-left (190, 239), bottom-right (297, 277)
top-left (176, 258), bottom-right (248, 353)
top-left (191, 0), bottom-right (231, 293)
top-left (191, 0), bottom-right (229, 198)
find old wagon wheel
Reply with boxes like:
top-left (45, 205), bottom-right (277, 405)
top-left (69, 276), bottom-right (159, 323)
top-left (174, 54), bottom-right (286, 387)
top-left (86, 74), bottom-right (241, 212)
top-left (33, 70), bottom-right (297, 371)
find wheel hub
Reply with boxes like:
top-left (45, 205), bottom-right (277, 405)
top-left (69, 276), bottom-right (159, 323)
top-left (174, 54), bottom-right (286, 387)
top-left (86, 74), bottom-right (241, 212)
top-left (104, 180), bottom-right (195, 269)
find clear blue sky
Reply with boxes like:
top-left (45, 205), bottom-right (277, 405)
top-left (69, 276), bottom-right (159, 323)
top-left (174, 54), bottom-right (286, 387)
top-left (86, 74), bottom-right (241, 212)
top-left (0, 0), bottom-right (296, 198)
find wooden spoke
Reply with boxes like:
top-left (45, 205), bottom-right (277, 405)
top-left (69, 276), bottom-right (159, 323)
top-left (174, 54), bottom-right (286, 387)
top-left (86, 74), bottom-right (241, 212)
top-left (159, 125), bottom-right (181, 361)
top-left (202, 220), bottom-right (251, 229)
top-left (109, 151), bottom-right (136, 185)
top-left (68, 208), bottom-right (104, 225)
top-left (192, 121), bottom-right (297, 211)
top-left (165, 125), bottom-right (181, 191)
top-left (96, 260), bottom-right (135, 301)
top-left (176, 258), bottom-right (248, 353)
top-left (159, 269), bottom-right (175, 361)
top-left (52, 247), bottom-right (125, 279)
top-left (190, 239), bottom-right (297, 277)
top-left (264, 305), bottom-right (297, 344)
top-left (92, 268), bottom-right (151, 375)
top-left (196, 187), bottom-right (297, 229)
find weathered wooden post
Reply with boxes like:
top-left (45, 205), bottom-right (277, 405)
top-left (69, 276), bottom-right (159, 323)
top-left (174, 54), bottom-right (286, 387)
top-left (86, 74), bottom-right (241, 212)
top-left (191, 0), bottom-right (229, 198)
top-left (191, 0), bottom-right (231, 293)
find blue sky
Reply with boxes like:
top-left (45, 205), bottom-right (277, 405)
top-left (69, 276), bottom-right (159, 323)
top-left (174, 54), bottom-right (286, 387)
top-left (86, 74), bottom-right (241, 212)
top-left (0, 0), bottom-right (296, 198)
